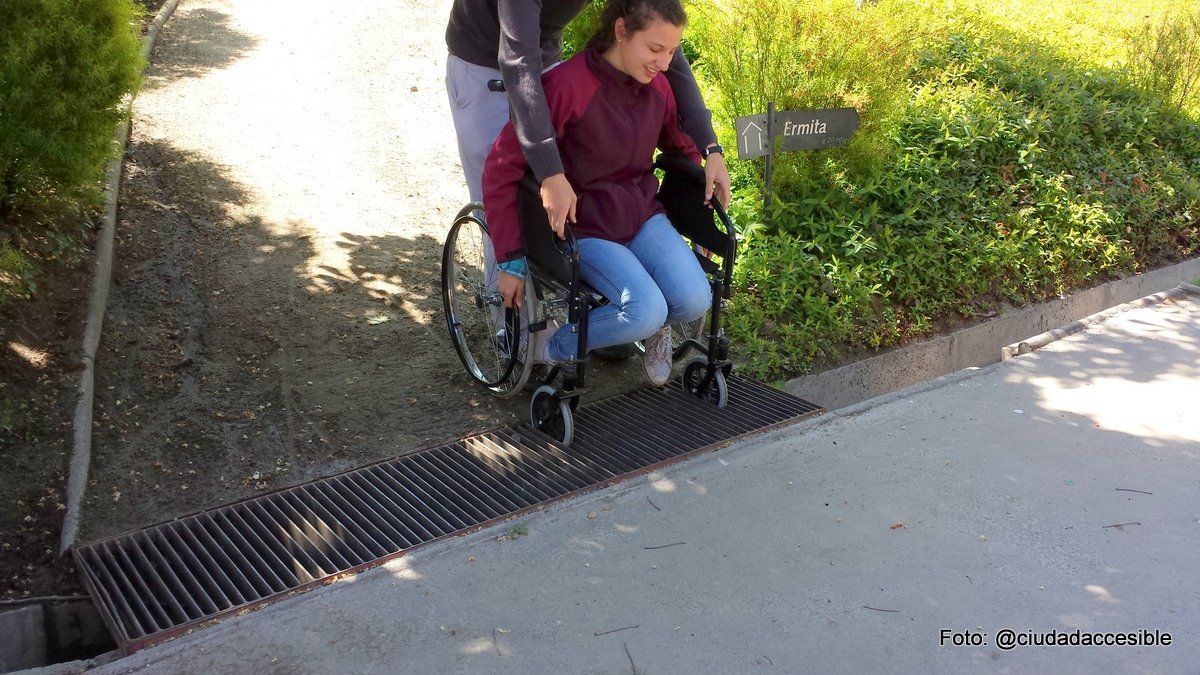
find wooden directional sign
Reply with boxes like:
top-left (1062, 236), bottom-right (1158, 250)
top-left (735, 108), bottom-right (860, 159)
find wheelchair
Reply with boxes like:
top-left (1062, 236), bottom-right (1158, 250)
top-left (440, 154), bottom-right (737, 446)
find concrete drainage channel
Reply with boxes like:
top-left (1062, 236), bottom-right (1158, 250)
top-left (0, 375), bottom-right (818, 668)
top-left (0, 599), bottom-right (115, 673)
top-left (73, 375), bottom-right (820, 655)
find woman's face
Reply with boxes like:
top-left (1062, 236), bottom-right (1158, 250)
top-left (609, 17), bottom-right (684, 84)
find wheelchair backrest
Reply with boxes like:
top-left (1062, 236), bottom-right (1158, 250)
top-left (654, 154), bottom-right (733, 260)
top-left (517, 174), bottom-right (575, 283)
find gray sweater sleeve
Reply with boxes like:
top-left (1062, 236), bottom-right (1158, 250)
top-left (497, 0), bottom-right (565, 182)
top-left (665, 50), bottom-right (717, 150)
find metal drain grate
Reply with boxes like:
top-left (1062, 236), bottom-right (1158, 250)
top-left (75, 376), bottom-right (821, 653)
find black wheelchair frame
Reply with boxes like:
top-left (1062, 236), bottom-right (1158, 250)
top-left (441, 154), bottom-right (737, 445)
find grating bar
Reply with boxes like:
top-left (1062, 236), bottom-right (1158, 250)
top-left (296, 486), bottom-right (384, 560)
top-left (76, 374), bottom-right (821, 653)
top-left (133, 535), bottom-right (195, 623)
top-left (424, 445), bottom-right (528, 512)
top-left (197, 514), bottom-right (278, 598)
top-left (175, 519), bottom-right (242, 607)
top-left (150, 529), bottom-right (217, 615)
top-left (223, 507), bottom-right (302, 587)
top-left (188, 517), bottom-right (257, 603)
top-left (410, 450), bottom-right (518, 515)
top-left (125, 538), bottom-right (181, 626)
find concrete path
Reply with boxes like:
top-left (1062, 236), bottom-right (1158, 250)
top-left (78, 294), bottom-right (1200, 673)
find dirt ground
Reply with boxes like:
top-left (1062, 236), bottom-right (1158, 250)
top-left (1, 0), bottom-right (650, 598)
top-left (0, 256), bottom-right (86, 599)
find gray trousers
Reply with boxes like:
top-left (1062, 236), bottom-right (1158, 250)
top-left (445, 54), bottom-right (510, 203)
top-left (446, 54), bottom-right (510, 337)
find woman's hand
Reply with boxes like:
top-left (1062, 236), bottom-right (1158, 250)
top-left (499, 270), bottom-right (525, 309)
top-left (703, 151), bottom-right (732, 210)
top-left (540, 173), bottom-right (577, 239)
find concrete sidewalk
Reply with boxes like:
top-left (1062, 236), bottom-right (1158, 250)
top-left (70, 293), bottom-right (1199, 673)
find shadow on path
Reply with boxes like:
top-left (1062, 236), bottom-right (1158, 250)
top-left (146, 6), bottom-right (259, 81)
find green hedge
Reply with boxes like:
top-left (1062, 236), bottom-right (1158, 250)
top-left (0, 0), bottom-right (143, 308)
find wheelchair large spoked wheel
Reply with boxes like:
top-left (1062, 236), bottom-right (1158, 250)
top-left (681, 356), bottom-right (728, 408)
top-left (442, 206), bottom-right (533, 397)
top-left (530, 385), bottom-right (574, 445)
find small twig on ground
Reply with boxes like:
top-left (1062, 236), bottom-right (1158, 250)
top-left (646, 496), bottom-right (661, 511)
top-left (624, 642), bottom-right (638, 675)
top-left (1102, 522), bottom-right (1142, 529)
top-left (965, 575), bottom-right (972, 584)
top-left (1115, 488), bottom-right (1153, 495)
top-left (862, 605), bottom-right (900, 613)
top-left (493, 628), bottom-right (501, 655)
top-left (644, 542), bottom-right (685, 550)
top-left (595, 625), bottom-right (639, 636)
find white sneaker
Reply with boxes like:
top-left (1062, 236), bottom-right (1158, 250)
top-left (642, 325), bottom-right (673, 386)
top-left (534, 319), bottom-right (562, 366)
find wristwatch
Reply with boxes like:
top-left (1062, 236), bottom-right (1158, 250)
top-left (701, 143), bottom-right (724, 159)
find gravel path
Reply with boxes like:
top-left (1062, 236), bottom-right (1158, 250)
top-left (84, 0), bottom-right (643, 541)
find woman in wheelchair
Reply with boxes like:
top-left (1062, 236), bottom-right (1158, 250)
top-left (482, 0), bottom-right (711, 388)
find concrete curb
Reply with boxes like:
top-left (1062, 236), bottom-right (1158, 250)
top-left (832, 362), bottom-right (1005, 418)
top-left (1000, 282), bottom-right (1200, 360)
top-left (783, 256), bottom-right (1200, 412)
top-left (61, 0), bottom-right (183, 553)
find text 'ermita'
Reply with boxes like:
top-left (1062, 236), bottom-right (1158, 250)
top-left (783, 119), bottom-right (828, 136)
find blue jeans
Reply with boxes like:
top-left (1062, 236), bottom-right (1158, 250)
top-left (545, 213), bottom-right (710, 362)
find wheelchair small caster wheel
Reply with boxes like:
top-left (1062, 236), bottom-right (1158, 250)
top-left (530, 385), bottom-right (574, 445)
top-left (681, 357), bottom-right (728, 409)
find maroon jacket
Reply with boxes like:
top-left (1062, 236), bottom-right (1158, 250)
top-left (483, 47), bottom-right (702, 264)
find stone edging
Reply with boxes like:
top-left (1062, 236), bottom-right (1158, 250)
top-left (1001, 283), bottom-right (1200, 360)
top-left (62, 0), bottom-right (184, 553)
top-left (799, 280), bottom-right (1200, 420)
top-left (783, 256), bottom-right (1200, 413)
